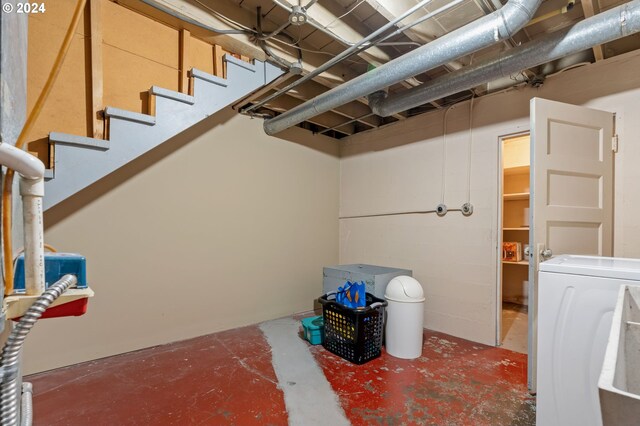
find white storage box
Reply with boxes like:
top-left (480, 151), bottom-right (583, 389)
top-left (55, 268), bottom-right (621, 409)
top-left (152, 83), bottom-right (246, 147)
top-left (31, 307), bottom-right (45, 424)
top-left (322, 264), bottom-right (412, 300)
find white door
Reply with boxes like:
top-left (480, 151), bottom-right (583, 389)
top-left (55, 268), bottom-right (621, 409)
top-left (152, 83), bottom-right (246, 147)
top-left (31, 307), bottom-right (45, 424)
top-left (528, 98), bottom-right (614, 392)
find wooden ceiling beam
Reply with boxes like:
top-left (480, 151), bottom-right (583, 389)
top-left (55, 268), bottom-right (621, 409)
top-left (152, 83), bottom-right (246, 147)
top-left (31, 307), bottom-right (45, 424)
top-left (232, 72), bottom-right (299, 111)
top-left (580, 0), bottom-right (605, 61)
top-left (114, 0), bottom-right (362, 88)
top-left (273, 0), bottom-right (394, 65)
top-left (360, 0), bottom-right (452, 109)
top-left (364, 0), bottom-right (464, 70)
top-left (115, 1), bottom-right (409, 129)
top-left (288, 80), bottom-right (380, 128)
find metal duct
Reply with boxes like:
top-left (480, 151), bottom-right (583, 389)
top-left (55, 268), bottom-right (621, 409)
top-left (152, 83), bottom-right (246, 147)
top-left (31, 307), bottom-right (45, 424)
top-left (371, 0), bottom-right (640, 117)
top-left (245, 0), bottom-right (438, 115)
top-left (263, 0), bottom-right (543, 135)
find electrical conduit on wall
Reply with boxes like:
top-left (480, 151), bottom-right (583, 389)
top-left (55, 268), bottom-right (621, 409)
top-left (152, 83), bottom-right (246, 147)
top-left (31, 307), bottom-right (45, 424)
top-left (338, 100), bottom-right (475, 220)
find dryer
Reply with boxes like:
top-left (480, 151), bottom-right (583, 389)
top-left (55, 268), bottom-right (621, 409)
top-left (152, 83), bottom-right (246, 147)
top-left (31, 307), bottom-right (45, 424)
top-left (536, 255), bottom-right (640, 426)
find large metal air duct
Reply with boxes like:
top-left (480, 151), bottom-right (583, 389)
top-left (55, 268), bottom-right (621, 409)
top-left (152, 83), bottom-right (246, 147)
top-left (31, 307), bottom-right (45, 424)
top-left (369, 0), bottom-right (640, 117)
top-left (263, 0), bottom-right (543, 135)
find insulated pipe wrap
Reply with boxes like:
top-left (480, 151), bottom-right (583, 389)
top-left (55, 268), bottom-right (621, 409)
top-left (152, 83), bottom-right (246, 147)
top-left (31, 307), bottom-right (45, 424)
top-left (263, 0), bottom-right (542, 135)
top-left (370, 0), bottom-right (640, 117)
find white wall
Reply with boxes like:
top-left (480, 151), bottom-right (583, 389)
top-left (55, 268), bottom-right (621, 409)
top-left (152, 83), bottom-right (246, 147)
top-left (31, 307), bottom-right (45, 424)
top-left (339, 50), bottom-right (640, 346)
top-left (23, 109), bottom-right (339, 374)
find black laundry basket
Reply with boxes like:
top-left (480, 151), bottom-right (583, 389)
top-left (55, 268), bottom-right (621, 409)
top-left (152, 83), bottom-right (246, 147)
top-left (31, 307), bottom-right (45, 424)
top-left (318, 292), bottom-right (387, 364)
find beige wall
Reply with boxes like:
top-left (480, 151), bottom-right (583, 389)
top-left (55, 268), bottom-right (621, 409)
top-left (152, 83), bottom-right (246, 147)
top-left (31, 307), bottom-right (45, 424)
top-left (24, 110), bottom-right (339, 374)
top-left (339, 50), bottom-right (640, 346)
top-left (20, 44), bottom-right (640, 373)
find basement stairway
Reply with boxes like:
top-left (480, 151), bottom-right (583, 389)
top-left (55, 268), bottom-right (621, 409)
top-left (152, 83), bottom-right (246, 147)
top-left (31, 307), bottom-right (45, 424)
top-left (44, 55), bottom-right (282, 211)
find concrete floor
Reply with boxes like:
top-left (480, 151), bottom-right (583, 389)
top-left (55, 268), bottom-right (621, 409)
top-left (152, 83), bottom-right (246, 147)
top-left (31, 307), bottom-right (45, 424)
top-left (27, 317), bottom-right (535, 425)
top-left (501, 302), bottom-right (528, 354)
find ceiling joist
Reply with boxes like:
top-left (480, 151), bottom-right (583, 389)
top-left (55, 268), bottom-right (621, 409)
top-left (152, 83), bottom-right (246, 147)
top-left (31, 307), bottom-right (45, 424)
top-left (580, 0), bottom-right (605, 61)
top-left (116, 0), bottom-right (639, 139)
top-left (118, 0), bottom-right (363, 89)
top-left (287, 79), bottom-right (380, 128)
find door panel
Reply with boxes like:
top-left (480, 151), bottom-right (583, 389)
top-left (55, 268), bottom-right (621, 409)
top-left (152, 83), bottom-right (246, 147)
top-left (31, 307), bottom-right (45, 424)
top-left (547, 172), bottom-right (601, 208)
top-left (528, 98), bottom-right (614, 392)
top-left (548, 121), bottom-right (604, 161)
top-left (547, 221), bottom-right (602, 255)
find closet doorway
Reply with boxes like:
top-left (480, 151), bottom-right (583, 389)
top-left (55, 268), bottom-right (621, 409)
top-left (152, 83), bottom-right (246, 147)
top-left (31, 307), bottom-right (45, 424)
top-left (499, 133), bottom-right (530, 354)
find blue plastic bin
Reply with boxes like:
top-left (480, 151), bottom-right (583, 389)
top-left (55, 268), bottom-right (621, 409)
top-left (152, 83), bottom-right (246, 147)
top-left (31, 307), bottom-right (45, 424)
top-left (301, 316), bottom-right (324, 345)
top-left (13, 253), bottom-right (87, 294)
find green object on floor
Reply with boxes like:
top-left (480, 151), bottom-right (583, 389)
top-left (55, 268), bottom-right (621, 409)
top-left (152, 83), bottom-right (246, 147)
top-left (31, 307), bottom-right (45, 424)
top-left (301, 316), bottom-right (324, 345)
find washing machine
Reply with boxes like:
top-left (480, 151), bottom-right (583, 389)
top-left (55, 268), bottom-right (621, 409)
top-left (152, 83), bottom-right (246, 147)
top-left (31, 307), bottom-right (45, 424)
top-left (536, 255), bottom-right (640, 426)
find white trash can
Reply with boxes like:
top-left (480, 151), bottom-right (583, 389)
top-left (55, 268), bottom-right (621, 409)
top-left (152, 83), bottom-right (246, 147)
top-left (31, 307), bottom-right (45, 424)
top-left (384, 276), bottom-right (425, 359)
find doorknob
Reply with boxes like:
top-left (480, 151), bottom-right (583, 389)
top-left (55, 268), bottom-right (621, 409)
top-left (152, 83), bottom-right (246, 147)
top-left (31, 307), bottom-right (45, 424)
top-left (540, 248), bottom-right (553, 260)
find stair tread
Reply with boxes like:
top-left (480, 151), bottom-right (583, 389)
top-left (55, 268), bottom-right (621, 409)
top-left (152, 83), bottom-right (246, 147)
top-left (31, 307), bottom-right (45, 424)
top-left (49, 132), bottom-right (109, 150)
top-left (104, 107), bottom-right (156, 125)
top-left (224, 54), bottom-right (256, 73)
top-left (150, 86), bottom-right (195, 105)
top-left (190, 68), bottom-right (228, 87)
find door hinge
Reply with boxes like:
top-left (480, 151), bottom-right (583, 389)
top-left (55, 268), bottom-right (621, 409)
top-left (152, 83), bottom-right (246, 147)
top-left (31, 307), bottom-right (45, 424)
top-left (612, 134), bottom-right (619, 153)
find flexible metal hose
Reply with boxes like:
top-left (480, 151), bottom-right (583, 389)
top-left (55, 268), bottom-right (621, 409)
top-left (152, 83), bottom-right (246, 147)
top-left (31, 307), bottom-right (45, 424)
top-left (0, 275), bottom-right (76, 425)
top-left (18, 384), bottom-right (31, 426)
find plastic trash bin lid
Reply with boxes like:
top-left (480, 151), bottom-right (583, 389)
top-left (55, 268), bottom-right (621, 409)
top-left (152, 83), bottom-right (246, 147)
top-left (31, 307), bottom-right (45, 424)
top-left (385, 276), bottom-right (425, 302)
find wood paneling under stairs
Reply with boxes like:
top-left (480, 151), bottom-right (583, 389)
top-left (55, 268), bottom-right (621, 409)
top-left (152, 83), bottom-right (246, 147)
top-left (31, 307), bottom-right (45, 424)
top-left (26, 0), bottom-right (253, 167)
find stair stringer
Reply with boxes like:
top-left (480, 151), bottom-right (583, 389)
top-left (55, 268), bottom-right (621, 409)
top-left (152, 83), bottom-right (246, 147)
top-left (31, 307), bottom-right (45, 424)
top-left (44, 56), bottom-right (283, 210)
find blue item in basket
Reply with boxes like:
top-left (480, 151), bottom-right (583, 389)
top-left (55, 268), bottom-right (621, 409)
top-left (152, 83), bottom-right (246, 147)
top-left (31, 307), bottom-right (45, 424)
top-left (336, 281), bottom-right (366, 308)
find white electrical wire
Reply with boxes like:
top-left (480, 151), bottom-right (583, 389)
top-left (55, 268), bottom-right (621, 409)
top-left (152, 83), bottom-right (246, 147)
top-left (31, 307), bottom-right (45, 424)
top-left (324, 0), bottom-right (367, 29)
top-left (266, 37), bottom-right (366, 64)
top-left (545, 61), bottom-right (591, 79)
top-left (467, 96), bottom-right (475, 203)
top-left (192, 0), bottom-right (256, 33)
top-left (440, 105), bottom-right (454, 205)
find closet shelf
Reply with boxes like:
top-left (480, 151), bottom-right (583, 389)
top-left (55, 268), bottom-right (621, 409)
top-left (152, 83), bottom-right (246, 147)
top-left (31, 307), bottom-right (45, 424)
top-left (504, 192), bottom-right (530, 200)
top-left (502, 260), bottom-right (529, 266)
top-left (503, 227), bottom-right (530, 231)
top-left (504, 165), bottom-right (530, 176)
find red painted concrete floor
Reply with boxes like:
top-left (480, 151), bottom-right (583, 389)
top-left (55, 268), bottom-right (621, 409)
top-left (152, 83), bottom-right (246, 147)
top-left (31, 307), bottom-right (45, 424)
top-left (26, 321), bottom-right (535, 425)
